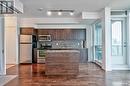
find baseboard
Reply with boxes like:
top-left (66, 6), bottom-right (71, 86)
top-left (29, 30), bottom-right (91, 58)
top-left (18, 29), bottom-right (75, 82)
top-left (95, 61), bottom-right (102, 66)
top-left (91, 61), bottom-right (104, 70)
top-left (112, 64), bottom-right (130, 70)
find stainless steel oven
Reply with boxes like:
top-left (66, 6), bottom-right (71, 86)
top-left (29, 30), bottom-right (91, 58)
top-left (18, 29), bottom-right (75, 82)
top-left (38, 35), bottom-right (51, 41)
top-left (37, 50), bottom-right (46, 63)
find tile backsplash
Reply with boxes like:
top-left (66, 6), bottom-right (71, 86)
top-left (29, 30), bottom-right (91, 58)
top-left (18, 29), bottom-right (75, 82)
top-left (52, 40), bottom-right (84, 49)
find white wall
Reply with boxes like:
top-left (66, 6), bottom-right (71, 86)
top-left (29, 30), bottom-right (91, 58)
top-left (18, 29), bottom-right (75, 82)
top-left (35, 24), bottom-right (87, 29)
top-left (82, 12), bottom-right (100, 19)
top-left (4, 16), bottom-right (19, 64)
top-left (89, 7), bottom-right (111, 71)
top-left (20, 18), bottom-right (83, 27)
top-left (14, 0), bottom-right (23, 13)
top-left (0, 17), bottom-right (6, 75)
top-left (86, 25), bottom-right (94, 61)
top-left (127, 11), bottom-right (130, 68)
top-left (100, 7), bottom-right (112, 71)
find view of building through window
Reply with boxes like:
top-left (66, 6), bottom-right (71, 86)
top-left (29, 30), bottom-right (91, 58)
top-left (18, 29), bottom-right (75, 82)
top-left (112, 21), bottom-right (123, 56)
top-left (95, 22), bottom-right (102, 62)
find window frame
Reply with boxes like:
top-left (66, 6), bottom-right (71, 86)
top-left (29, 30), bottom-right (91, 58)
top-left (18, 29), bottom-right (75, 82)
top-left (93, 20), bottom-right (102, 63)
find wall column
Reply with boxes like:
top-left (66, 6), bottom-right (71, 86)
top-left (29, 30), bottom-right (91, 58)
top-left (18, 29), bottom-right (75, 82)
top-left (86, 25), bottom-right (94, 62)
top-left (4, 15), bottom-right (19, 64)
top-left (101, 7), bottom-right (112, 71)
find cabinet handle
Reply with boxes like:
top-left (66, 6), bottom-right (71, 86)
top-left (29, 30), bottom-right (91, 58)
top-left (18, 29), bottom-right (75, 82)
top-left (2, 49), bottom-right (4, 54)
top-left (124, 45), bottom-right (126, 47)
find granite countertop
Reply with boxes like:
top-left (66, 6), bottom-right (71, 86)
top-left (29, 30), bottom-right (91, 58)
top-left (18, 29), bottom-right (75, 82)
top-left (35, 48), bottom-right (87, 50)
top-left (46, 50), bottom-right (80, 53)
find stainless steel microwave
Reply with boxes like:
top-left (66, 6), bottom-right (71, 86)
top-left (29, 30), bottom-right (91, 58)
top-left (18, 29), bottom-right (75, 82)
top-left (38, 35), bottom-right (51, 41)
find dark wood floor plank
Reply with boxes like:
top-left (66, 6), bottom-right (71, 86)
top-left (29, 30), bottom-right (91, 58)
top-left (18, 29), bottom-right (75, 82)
top-left (5, 63), bottom-right (130, 86)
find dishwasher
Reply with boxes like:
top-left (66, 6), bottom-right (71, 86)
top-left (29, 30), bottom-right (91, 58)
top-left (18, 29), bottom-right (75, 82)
top-left (37, 50), bottom-right (46, 63)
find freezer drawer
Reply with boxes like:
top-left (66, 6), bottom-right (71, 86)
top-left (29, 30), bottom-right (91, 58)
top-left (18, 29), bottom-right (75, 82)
top-left (20, 44), bottom-right (32, 63)
top-left (20, 35), bottom-right (32, 43)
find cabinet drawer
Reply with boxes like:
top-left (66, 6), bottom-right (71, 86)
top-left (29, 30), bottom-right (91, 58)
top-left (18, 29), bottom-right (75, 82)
top-left (46, 52), bottom-right (80, 63)
top-left (37, 58), bottom-right (45, 63)
top-left (45, 62), bottom-right (79, 75)
top-left (46, 62), bottom-right (79, 70)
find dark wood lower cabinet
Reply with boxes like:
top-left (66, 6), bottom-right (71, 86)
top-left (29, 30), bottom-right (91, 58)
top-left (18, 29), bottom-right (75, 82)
top-left (79, 49), bottom-right (88, 63)
top-left (45, 50), bottom-right (80, 75)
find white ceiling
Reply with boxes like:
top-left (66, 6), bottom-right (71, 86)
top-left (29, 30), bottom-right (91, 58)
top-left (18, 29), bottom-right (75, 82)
top-left (19, 0), bottom-right (111, 18)
top-left (19, 0), bottom-right (130, 25)
top-left (109, 0), bottom-right (130, 10)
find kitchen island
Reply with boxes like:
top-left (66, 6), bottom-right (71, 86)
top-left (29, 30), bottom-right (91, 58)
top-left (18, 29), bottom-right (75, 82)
top-left (45, 50), bottom-right (80, 75)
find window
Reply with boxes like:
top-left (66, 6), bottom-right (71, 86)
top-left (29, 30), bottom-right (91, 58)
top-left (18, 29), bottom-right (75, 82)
top-left (94, 22), bottom-right (102, 62)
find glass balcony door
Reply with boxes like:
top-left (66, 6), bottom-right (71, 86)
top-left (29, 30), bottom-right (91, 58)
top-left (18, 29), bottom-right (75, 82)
top-left (111, 18), bottom-right (127, 65)
top-left (94, 22), bottom-right (102, 62)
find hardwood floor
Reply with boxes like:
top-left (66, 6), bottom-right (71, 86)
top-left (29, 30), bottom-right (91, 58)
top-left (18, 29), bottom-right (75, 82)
top-left (5, 63), bottom-right (130, 86)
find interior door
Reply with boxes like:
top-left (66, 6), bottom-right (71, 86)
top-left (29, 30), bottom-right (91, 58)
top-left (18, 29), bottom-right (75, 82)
top-left (111, 18), bottom-right (127, 65)
top-left (0, 17), bottom-right (5, 75)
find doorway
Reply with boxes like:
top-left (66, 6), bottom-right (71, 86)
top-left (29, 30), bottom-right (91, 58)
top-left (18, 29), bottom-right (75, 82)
top-left (111, 18), bottom-right (127, 69)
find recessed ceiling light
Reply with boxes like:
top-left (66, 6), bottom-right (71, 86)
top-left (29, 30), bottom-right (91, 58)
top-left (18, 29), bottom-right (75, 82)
top-left (46, 9), bottom-right (74, 16)
top-left (58, 11), bottom-right (62, 16)
top-left (70, 12), bottom-right (74, 16)
top-left (47, 11), bottom-right (52, 16)
top-left (38, 8), bottom-right (43, 11)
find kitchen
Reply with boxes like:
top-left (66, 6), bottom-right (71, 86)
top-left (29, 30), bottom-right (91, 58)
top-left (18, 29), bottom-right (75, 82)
top-left (20, 28), bottom-right (88, 75)
top-left (1, 0), bottom-right (130, 85)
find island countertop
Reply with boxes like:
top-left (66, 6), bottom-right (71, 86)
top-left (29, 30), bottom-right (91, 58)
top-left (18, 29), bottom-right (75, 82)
top-left (46, 49), bottom-right (80, 53)
top-left (35, 48), bottom-right (88, 63)
top-left (35, 48), bottom-right (87, 50)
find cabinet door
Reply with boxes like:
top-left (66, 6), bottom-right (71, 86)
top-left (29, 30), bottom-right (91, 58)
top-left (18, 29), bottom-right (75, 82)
top-left (37, 29), bottom-right (86, 40)
top-left (71, 29), bottom-right (86, 40)
top-left (55, 30), bottom-right (61, 40)
top-left (20, 28), bottom-right (34, 35)
top-left (20, 44), bottom-right (32, 63)
top-left (48, 30), bottom-right (55, 40)
top-left (38, 29), bottom-right (49, 35)
top-left (64, 29), bottom-right (71, 40)
top-left (80, 49), bottom-right (88, 63)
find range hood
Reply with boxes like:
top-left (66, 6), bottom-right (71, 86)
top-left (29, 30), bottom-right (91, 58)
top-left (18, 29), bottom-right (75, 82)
top-left (0, 0), bottom-right (23, 14)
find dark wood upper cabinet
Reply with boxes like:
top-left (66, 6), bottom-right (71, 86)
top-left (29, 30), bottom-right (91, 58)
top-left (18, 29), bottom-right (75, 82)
top-left (38, 29), bottom-right (49, 35)
top-left (21, 28), bottom-right (86, 40)
top-left (20, 27), bottom-right (37, 35)
top-left (37, 29), bottom-right (86, 40)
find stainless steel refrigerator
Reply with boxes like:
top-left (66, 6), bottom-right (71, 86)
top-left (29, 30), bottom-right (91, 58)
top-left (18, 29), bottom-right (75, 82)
top-left (20, 35), bottom-right (37, 63)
